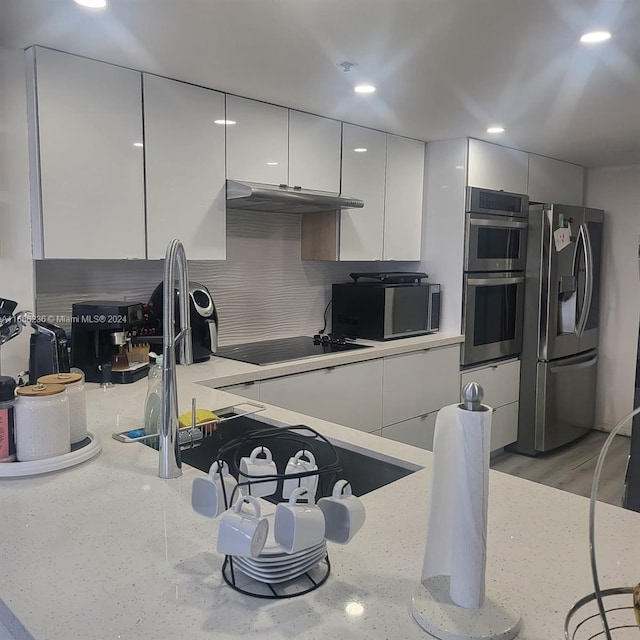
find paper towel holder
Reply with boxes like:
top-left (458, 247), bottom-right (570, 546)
top-left (411, 382), bottom-right (522, 640)
top-left (460, 382), bottom-right (490, 412)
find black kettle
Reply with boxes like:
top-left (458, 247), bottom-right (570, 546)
top-left (148, 281), bottom-right (218, 363)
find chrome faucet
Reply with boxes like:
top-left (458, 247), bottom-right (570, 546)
top-left (159, 239), bottom-right (193, 479)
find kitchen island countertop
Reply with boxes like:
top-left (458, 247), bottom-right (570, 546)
top-left (0, 358), bottom-right (638, 640)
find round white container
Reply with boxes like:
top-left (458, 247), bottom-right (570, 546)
top-left (15, 383), bottom-right (70, 461)
top-left (38, 372), bottom-right (87, 444)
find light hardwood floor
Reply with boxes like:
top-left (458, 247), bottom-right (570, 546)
top-left (491, 431), bottom-right (631, 507)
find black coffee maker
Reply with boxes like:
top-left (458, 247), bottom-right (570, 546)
top-left (29, 321), bottom-right (71, 383)
top-left (147, 281), bottom-right (218, 363)
top-left (71, 301), bottom-right (148, 384)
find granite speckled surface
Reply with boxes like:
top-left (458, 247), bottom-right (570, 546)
top-left (0, 348), bottom-right (638, 640)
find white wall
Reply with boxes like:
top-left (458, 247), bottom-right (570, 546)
top-left (585, 165), bottom-right (640, 436)
top-left (0, 48), bottom-right (35, 377)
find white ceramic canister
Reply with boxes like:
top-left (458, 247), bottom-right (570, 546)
top-left (38, 372), bottom-right (87, 444)
top-left (15, 383), bottom-right (70, 461)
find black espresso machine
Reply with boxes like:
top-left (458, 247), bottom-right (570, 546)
top-left (71, 301), bottom-right (149, 384)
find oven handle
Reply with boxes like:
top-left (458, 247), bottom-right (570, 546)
top-left (469, 218), bottom-right (528, 229)
top-left (467, 276), bottom-right (525, 286)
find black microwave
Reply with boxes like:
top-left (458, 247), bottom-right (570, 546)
top-left (331, 275), bottom-right (440, 341)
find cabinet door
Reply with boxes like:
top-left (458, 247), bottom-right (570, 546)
top-left (29, 48), bottom-right (145, 259)
top-left (490, 402), bottom-right (519, 450)
top-left (220, 381), bottom-right (261, 401)
top-left (383, 345), bottom-right (460, 426)
top-left (383, 135), bottom-right (424, 260)
top-left (340, 124), bottom-right (387, 260)
top-left (460, 359), bottom-right (520, 408)
top-left (467, 138), bottom-right (529, 194)
top-left (144, 75), bottom-right (226, 260)
top-left (260, 360), bottom-right (383, 432)
top-left (527, 154), bottom-right (584, 206)
top-left (382, 412), bottom-right (437, 451)
top-left (225, 96), bottom-right (288, 185)
top-left (288, 111), bottom-right (341, 193)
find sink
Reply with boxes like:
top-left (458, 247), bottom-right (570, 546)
top-left (143, 414), bottom-right (420, 501)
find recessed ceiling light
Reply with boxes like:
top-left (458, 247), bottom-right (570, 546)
top-left (354, 84), bottom-right (376, 94)
top-left (580, 31), bottom-right (611, 44)
top-left (486, 126), bottom-right (505, 134)
top-left (74, 0), bottom-right (107, 8)
top-left (353, 148), bottom-right (367, 153)
top-left (132, 142), bottom-right (143, 148)
top-left (214, 119), bottom-right (236, 125)
top-left (266, 162), bottom-right (279, 166)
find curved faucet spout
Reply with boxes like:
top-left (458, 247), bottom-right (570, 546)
top-left (159, 239), bottom-right (193, 479)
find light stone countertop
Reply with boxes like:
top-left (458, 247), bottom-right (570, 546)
top-left (178, 332), bottom-right (465, 388)
top-left (0, 347), bottom-right (638, 640)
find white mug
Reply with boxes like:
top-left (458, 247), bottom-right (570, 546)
top-left (191, 461), bottom-right (238, 519)
top-left (318, 480), bottom-right (366, 545)
top-left (216, 496), bottom-right (269, 558)
top-left (282, 449), bottom-right (319, 499)
top-left (238, 446), bottom-right (278, 498)
top-left (274, 487), bottom-right (326, 554)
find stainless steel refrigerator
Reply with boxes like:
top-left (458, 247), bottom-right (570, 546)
top-left (512, 204), bottom-right (604, 455)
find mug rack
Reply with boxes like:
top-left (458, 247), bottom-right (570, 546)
top-left (212, 424), bottom-right (344, 599)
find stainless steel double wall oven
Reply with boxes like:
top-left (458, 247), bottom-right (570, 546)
top-left (461, 187), bottom-right (529, 367)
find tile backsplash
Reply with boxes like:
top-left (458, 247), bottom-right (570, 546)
top-left (36, 211), bottom-right (414, 345)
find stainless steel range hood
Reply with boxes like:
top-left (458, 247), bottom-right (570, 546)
top-left (226, 180), bottom-right (364, 214)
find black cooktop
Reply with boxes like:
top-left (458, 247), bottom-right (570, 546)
top-left (215, 336), bottom-right (370, 366)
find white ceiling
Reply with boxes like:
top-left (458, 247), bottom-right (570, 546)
top-left (2, 0), bottom-right (639, 167)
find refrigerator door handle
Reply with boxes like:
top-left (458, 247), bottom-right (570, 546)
top-left (467, 276), bottom-right (525, 286)
top-left (580, 222), bottom-right (595, 337)
top-left (549, 353), bottom-right (598, 373)
top-left (574, 224), bottom-right (592, 338)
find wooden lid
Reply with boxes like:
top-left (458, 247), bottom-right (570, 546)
top-left (16, 383), bottom-right (66, 397)
top-left (37, 372), bottom-right (83, 386)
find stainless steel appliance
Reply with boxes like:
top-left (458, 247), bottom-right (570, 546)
top-left (215, 336), bottom-right (370, 366)
top-left (226, 180), bottom-right (364, 215)
top-left (461, 271), bottom-right (525, 366)
top-left (464, 187), bottom-right (529, 272)
top-left (461, 188), bottom-right (529, 367)
top-left (513, 204), bottom-right (604, 455)
top-left (331, 272), bottom-right (440, 341)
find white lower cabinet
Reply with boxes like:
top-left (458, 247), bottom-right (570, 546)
top-left (460, 359), bottom-right (520, 451)
top-left (382, 412), bottom-right (437, 451)
top-left (382, 345), bottom-right (460, 426)
top-left (220, 381), bottom-right (261, 402)
top-left (259, 360), bottom-right (383, 433)
top-left (490, 402), bottom-right (519, 451)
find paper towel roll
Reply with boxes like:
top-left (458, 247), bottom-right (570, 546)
top-left (421, 403), bottom-right (492, 610)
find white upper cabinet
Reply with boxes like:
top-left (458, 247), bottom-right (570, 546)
top-left (225, 96), bottom-right (288, 185)
top-left (288, 111), bottom-right (341, 193)
top-left (527, 154), bottom-right (584, 205)
top-left (27, 47), bottom-right (145, 259)
top-left (340, 124), bottom-right (387, 261)
top-left (383, 135), bottom-right (425, 261)
top-left (143, 75), bottom-right (226, 260)
top-left (467, 138), bottom-right (529, 194)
